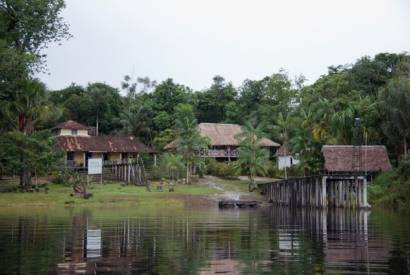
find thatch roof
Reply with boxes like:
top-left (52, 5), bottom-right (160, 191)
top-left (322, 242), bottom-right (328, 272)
top-left (322, 145), bottom-right (392, 172)
top-left (57, 135), bottom-right (155, 153)
top-left (164, 123), bottom-right (280, 149)
top-left (55, 120), bottom-right (89, 130)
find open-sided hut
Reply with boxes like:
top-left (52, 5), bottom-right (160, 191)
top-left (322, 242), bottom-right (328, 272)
top-left (165, 123), bottom-right (280, 160)
top-left (321, 145), bottom-right (392, 174)
top-left (55, 120), bottom-right (155, 167)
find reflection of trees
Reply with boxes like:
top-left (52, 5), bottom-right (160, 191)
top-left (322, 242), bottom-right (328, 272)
top-left (0, 213), bottom-right (70, 274)
top-left (0, 207), bottom-right (409, 274)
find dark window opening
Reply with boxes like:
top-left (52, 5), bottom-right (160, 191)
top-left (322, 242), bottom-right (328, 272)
top-left (67, 152), bottom-right (74, 161)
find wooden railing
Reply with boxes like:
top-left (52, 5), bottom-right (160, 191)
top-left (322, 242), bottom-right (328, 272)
top-left (199, 149), bottom-right (238, 158)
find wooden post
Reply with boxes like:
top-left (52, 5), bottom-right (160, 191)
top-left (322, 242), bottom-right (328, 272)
top-left (363, 177), bottom-right (369, 208)
top-left (321, 176), bottom-right (327, 208)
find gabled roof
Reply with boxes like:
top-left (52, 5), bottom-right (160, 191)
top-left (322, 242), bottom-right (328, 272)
top-left (56, 135), bottom-right (155, 153)
top-left (55, 120), bottom-right (89, 130)
top-left (322, 145), bottom-right (392, 172)
top-left (165, 123), bottom-right (280, 149)
top-left (277, 144), bottom-right (291, 157)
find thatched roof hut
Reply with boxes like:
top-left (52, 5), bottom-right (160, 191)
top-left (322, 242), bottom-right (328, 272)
top-left (321, 145), bottom-right (392, 173)
top-left (164, 123), bottom-right (280, 149)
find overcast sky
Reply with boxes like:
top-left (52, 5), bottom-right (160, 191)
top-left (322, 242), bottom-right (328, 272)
top-left (39, 0), bottom-right (410, 92)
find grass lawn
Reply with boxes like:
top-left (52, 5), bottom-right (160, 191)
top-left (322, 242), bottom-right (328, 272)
top-left (0, 178), bottom-right (253, 207)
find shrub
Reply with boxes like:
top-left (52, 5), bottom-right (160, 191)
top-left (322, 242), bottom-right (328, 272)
top-left (206, 159), bottom-right (238, 179)
top-left (51, 170), bottom-right (72, 185)
top-left (148, 165), bottom-right (163, 181)
top-left (369, 156), bottom-right (410, 211)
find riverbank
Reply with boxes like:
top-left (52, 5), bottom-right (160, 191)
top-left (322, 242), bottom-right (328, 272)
top-left (0, 176), bottom-right (267, 208)
top-left (368, 157), bottom-right (410, 212)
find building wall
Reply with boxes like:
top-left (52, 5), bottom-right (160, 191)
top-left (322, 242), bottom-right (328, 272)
top-left (74, 152), bottom-right (85, 167)
top-left (109, 153), bottom-right (122, 162)
top-left (278, 156), bottom-right (300, 170)
top-left (59, 129), bottom-right (89, 136)
top-left (91, 152), bottom-right (103, 159)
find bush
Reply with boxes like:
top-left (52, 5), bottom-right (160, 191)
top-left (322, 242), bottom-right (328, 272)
top-left (51, 170), bottom-right (72, 185)
top-left (206, 159), bottom-right (238, 179)
top-left (265, 161), bottom-right (304, 179)
top-left (369, 156), bottom-right (410, 211)
top-left (148, 165), bottom-right (163, 181)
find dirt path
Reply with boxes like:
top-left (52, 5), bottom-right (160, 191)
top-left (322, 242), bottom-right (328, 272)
top-left (198, 176), bottom-right (265, 202)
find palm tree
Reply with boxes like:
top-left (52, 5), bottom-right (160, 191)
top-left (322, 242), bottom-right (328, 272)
top-left (161, 153), bottom-right (185, 182)
top-left (1, 79), bottom-right (61, 188)
top-left (235, 122), bottom-right (269, 192)
top-left (118, 105), bottom-right (152, 143)
top-left (272, 112), bottom-right (292, 178)
top-left (174, 104), bottom-right (208, 184)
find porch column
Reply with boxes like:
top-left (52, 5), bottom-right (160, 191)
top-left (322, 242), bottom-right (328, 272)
top-left (363, 177), bottom-right (370, 208)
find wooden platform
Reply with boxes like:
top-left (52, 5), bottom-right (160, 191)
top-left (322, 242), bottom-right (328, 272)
top-left (218, 200), bottom-right (260, 209)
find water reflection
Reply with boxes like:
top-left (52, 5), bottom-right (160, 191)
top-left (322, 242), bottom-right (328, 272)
top-left (0, 206), bottom-right (408, 274)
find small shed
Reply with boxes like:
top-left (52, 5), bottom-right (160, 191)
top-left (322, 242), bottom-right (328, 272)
top-left (321, 145), bottom-right (392, 173)
top-left (277, 144), bottom-right (299, 170)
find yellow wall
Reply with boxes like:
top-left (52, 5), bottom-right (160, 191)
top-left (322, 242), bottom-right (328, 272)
top-left (59, 129), bottom-right (89, 136)
top-left (91, 152), bottom-right (103, 159)
top-left (74, 152), bottom-right (85, 167)
top-left (109, 153), bottom-right (122, 162)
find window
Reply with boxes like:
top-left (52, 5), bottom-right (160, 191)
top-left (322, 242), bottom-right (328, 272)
top-left (71, 129), bottom-right (78, 135)
top-left (67, 152), bottom-right (74, 161)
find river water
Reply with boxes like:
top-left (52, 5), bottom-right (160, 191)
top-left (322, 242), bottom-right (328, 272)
top-left (0, 206), bottom-right (409, 274)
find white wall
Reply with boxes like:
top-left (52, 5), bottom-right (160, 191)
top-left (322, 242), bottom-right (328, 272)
top-left (59, 129), bottom-right (89, 136)
top-left (278, 156), bottom-right (300, 170)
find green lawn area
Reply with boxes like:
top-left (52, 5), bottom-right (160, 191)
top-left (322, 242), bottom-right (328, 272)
top-left (0, 181), bottom-right (220, 207)
top-left (0, 177), bottom-right (255, 207)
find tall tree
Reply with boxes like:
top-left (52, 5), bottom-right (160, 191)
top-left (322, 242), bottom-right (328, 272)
top-left (174, 104), bottom-right (208, 184)
top-left (235, 121), bottom-right (269, 191)
top-left (1, 79), bottom-right (61, 187)
top-left (379, 76), bottom-right (410, 159)
top-left (0, 0), bottom-right (70, 71)
top-left (196, 76), bottom-right (237, 123)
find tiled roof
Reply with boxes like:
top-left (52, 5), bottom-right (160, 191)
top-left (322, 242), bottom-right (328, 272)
top-left (56, 135), bottom-right (155, 153)
top-left (55, 120), bottom-right (89, 130)
top-left (322, 145), bottom-right (392, 172)
top-left (165, 123), bottom-right (280, 149)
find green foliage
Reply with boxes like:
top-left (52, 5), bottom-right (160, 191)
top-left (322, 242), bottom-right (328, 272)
top-left (160, 153), bottom-right (185, 181)
top-left (235, 122), bottom-right (269, 191)
top-left (196, 76), bottom-right (237, 123)
top-left (378, 76), bottom-right (410, 158)
top-left (153, 128), bottom-right (178, 150)
top-left (0, 0), bottom-right (71, 70)
top-left (206, 159), bottom-right (238, 178)
top-left (369, 156), bottom-right (410, 211)
top-left (174, 104), bottom-right (209, 184)
top-left (0, 130), bottom-right (63, 179)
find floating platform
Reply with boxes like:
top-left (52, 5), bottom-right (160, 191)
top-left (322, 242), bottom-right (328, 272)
top-left (218, 200), bottom-right (260, 209)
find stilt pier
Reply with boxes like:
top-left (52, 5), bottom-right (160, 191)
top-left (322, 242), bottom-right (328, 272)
top-left (259, 175), bottom-right (370, 209)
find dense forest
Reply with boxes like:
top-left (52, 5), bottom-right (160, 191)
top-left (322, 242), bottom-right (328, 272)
top-left (1, 1), bottom-right (410, 199)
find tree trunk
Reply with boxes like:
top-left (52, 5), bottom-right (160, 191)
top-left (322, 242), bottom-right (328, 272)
top-left (96, 112), bottom-right (99, 136)
top-left (249, 173), bottom-right (255, 192)
top-left (404, 137), bottom-right (408, 159)
top-left (186, 162), bottom-right (190, 184)
top-left (20, 167), bottom-right (32, 190)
